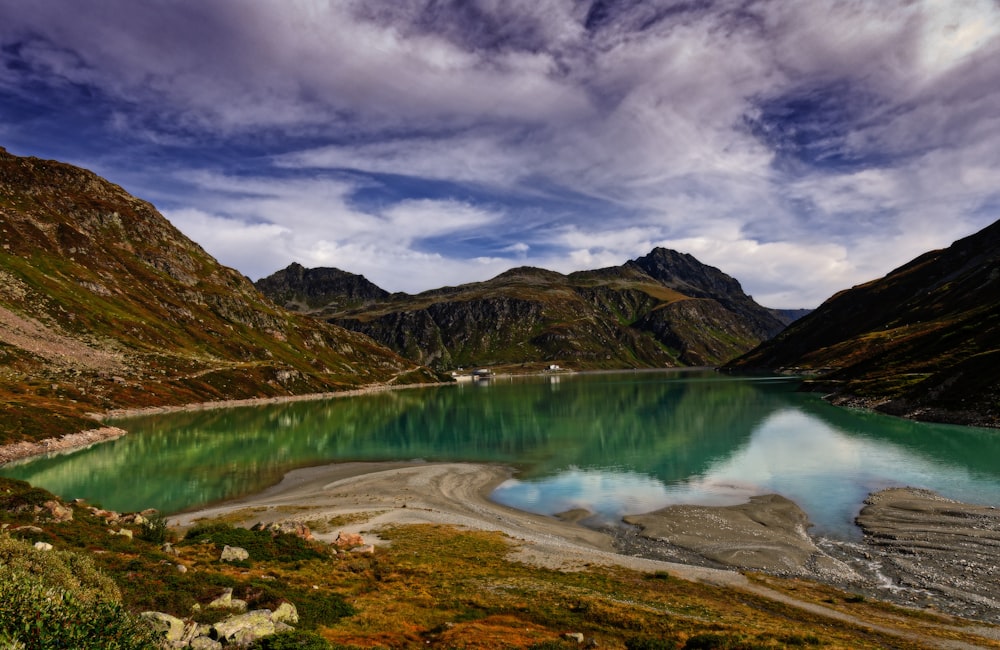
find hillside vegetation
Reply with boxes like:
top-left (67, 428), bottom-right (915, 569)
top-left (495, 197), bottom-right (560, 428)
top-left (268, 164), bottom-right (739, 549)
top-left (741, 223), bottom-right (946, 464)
top-left (729, 218), bottom-right (1000, 427)
top-left (257, 252), bottom-right (786, 371)
top-left (0, 147), bottom-right (439, 444)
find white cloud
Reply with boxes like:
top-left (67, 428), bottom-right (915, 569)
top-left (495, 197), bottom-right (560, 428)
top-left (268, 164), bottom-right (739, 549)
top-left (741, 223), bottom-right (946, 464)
top-left (4, 0), bottom-right (1000, 308)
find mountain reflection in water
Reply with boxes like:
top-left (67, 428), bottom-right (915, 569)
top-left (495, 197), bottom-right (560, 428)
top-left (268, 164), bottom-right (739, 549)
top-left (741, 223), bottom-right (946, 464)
top-left (4, 370), bottom-right (1000, 539)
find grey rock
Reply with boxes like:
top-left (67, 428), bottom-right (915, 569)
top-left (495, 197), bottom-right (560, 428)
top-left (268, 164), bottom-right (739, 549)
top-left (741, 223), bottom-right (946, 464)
top-left (272, 601), bottom-right (299, 625)
top-left (32, 541), bottom-right (53, 551)
top-left (208, 587), bottom-right (247, 613)
top-left (211, 609), bottom-right (276, 643)
top-left (220, 544), bottom-right (249, 562)
top-left (140, 611), bottom-right (186, 643)
top-left (189, 638), bottom-right (222, 650)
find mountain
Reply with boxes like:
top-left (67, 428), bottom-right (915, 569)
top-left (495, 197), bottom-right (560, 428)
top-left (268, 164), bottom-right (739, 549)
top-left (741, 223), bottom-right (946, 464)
top-left (728, 219), bottom-right (1000, 427)
top-left (0, 147), bottom-right (438, 444)
top-left (256, 249), bottom-right (786, 371)
top-left (255, 262), bottom-right (390, 312)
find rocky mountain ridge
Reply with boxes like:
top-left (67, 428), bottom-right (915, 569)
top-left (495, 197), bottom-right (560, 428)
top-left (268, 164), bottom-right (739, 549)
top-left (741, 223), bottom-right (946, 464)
top-left (728, 218), bottom-right (1000, 427)
top-left (257, 249), bottom-right (787, 370)
top-left (0, 147), bottom-right (438, 445)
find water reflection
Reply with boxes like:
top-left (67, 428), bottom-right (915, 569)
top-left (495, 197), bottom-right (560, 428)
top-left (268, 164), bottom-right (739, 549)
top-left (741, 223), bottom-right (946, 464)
top-left (4, 370), bottom-right (999, 538)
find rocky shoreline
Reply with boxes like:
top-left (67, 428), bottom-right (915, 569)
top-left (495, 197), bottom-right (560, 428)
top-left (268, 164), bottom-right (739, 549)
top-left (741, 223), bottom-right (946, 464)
top-left (602, 487), bottom-right (1000, 625)
top-left (0, 426), bottom-right (128, 465)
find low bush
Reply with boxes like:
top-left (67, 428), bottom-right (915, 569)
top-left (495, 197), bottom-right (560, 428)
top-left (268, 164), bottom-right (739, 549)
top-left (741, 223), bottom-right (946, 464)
top-left (248, 630), bottom-right (333, 649)
top-left (183, 521), bottom-right (326, 563)
top-left (136, 511), bottom-right (170, 544)
top-left (0, 532), bottom-right (159, 650)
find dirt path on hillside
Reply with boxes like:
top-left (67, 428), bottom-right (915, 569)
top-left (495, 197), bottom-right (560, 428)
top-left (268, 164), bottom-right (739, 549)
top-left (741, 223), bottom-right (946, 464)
top-left (173, 461), bottom-right (1000, 649)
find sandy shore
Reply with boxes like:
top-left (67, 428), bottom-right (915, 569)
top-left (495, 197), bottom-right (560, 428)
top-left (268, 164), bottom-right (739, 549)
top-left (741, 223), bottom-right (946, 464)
top-left (171, 461), bottom-right (747, 588)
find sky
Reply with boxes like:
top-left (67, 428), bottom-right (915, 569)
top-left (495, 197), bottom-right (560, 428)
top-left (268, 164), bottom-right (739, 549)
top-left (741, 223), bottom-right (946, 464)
top-left (1, 1), bottom-right (999, 309)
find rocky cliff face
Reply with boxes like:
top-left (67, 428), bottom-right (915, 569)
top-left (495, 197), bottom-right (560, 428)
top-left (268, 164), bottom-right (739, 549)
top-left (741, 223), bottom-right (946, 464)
top-left (728, 218), bottom-right (1000, 427)
top-left (258, 252), bottom-right (786, 371)
top-left (0, 147), bottom-right (435, 444)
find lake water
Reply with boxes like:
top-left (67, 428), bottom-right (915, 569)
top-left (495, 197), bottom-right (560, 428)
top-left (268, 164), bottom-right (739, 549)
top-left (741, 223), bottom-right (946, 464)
top-left (5, 370), bottom-right (1000, 539)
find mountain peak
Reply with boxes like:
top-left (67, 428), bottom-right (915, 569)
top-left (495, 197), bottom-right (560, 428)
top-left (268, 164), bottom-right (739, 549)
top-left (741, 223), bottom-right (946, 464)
top-left (628, 247), bottom-right (749, 303)
top-left (254, 265), bottom-right (388, 313)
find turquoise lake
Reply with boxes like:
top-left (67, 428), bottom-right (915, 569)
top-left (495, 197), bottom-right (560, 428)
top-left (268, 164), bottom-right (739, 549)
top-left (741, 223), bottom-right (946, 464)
top-left (5, 370), bottom-right (1000, 539)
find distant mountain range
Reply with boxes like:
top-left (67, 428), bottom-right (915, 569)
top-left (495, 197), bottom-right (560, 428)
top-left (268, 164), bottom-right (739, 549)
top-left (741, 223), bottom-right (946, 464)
top-left (728, 219), bottom-right (1000, 427)
top-left (3, 144), bottom-right (995, 444)
top-left (256, 251), bottom-right (789, 370)
top-left (0, 147), bottom-right (437, 444)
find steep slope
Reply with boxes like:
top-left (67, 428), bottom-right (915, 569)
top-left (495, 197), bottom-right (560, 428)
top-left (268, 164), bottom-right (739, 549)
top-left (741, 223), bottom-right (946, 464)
top-left (0, 147), bottom-right (436, 444)
top-left (728, 219), bottom-right (1000, 427)
top-left (257, 250), bottom-right (786, 371)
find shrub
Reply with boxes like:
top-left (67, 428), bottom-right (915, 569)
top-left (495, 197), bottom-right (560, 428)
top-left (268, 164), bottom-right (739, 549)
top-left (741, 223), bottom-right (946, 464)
top-left (249, 630), bottom-right (333, 649)
top-left (0, 532), bottom-right (159, 650)
top-left (136, 511), bottom-right (169, 544)
top-left (183, 522), bottom-right (325, 563)
top-left (0, 478), bottom-right (54, 516)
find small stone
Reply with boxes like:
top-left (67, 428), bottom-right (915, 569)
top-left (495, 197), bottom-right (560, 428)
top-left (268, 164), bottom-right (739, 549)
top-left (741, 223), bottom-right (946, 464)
top-left (562, 632), bottom-right (585, 643)
top-left (33, 541), bottom-right (53, 551)
top-left (14, 525), bottom-right (44, 534)
top-left (350, 544), bottom-right (375, 555)
top-left (176, 564), bottom-right (188, 573)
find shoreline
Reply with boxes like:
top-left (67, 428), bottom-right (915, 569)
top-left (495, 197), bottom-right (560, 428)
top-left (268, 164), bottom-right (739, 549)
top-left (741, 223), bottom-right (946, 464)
top-left (172, 459), bottom-right (1000, 630)
top-left (0, 426), bottom-right (129, 466)
top-left (0, 366), bottom-right (708, 467)
top-left (0, 380), bottom-right (452, 468)
top-left (170, 460), bottom-right (748, 588)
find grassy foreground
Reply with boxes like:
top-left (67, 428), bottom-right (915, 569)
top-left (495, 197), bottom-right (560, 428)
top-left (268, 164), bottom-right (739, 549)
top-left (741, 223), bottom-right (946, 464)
top-left (1, 477), bottom-right (997, 649)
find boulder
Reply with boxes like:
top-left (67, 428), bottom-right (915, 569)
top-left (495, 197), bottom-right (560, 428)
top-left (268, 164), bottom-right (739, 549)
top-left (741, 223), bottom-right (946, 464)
top-left (272, 601), bottom-right (299, 625)
top-left (141, 611), bottom-right (186, 644)
top-left (220, 544), bottom-right (249, 562)
top-left (208, 588), bottom-right (247, 613)
top-left (334, 531), bottom-right (365, 549)
top-left (189, 637), bottom-right (222, 650)
top-left (41, 500), bottom-right (73, 523)
top-left (33, 541), bottom-right (53, 551)
top-left (254, 521), bottom-right (315, 541)
top-left (211, 610), bottom-right (276, 644)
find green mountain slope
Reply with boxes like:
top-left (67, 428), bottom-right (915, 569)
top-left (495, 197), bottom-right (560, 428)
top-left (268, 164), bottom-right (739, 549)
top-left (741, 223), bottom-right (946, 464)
top-left (0, 147), bottom-right (436, 444)
top-left (257, 250), bottom-right (786, 371)
top-left (728, 219), bottom-right (1000, 427)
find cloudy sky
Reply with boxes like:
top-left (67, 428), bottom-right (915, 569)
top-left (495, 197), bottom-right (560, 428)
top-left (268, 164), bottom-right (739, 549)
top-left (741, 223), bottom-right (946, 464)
top-left (2, 0), bottom-right (998, 308)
